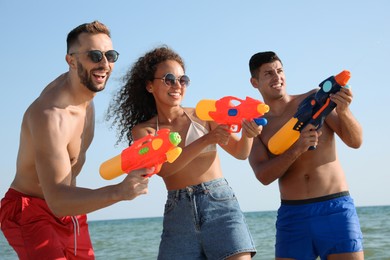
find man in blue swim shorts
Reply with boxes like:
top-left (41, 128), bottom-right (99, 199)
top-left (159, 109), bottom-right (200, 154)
top-left (247, 51), bottom-right (364, 259)
top-left (277, 192), bottom-right (363, 259)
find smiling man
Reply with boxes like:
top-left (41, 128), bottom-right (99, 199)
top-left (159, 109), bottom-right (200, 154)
top-left (248, 51), bottom-right (364, 260)
top-left (0, 21), bottom-right (150, 260)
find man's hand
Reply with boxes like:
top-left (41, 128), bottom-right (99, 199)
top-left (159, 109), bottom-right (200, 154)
top-left (292, 124), bottom-right (322, 153)
top-left (242, 119), bottom-right (263, 138)
top-left (331, 87), bottom-right (353, 114)
top-left (117, 168), bottom-right (152, 200)
top-left (208, 124), bottom-right (231, 146)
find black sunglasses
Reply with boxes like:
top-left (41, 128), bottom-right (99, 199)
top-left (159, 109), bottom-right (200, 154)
top-left (69, 50), bottom-right (119, 63)
top-left (154, 73), bottom-right (190, 87)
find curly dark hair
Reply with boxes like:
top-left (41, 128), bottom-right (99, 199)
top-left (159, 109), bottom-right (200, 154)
top-left (106, 45), bottom-right (185, 145)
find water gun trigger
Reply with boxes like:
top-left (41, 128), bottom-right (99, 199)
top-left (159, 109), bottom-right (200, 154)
top-left (208, 109), bottom-right (240, 133)
top-left (143, 164), bottom-right (162, 177)
top-left (229, 124), bottom-right (241, 133)
top-left (228, 118), bottom-right (268, 133)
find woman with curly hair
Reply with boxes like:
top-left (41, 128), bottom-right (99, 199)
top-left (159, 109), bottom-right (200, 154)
top-left (107, 45), bottom-right (263, 260)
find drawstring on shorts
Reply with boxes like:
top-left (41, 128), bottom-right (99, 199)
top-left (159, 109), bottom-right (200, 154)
top-left (71, 216), bottom-right (80, 256)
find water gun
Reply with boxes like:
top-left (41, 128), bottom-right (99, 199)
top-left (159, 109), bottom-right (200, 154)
top-left (195, 96), bottom-right (270, 133)
top-left (268, 70), bottom-right (351, 155)
top-left (99, 129), bottom-right (182, 180)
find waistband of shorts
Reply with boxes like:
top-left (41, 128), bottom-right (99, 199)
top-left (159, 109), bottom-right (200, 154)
top-left (3, 189), bottom-right (87, 222)
top-left (281, 191), bottom-right (350, 205)
top-left (4, 188), bottom-right (38, 199)
top-left (168, 178), bottom-right (228, 196)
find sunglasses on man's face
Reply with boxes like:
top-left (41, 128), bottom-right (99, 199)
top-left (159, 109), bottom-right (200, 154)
top-left (154, 73), bottom-right (190, 87)
top-left (70, 50), bottom-right (119, 63)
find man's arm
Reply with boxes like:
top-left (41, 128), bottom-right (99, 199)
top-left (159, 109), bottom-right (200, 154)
top-left (326, 87), bottom-right (363, 148)
top-left (248, 124), bottom-right (321, 185)
top-left (220, 119), bottom-right (263, 160)
top-left (29, 108), bottom-right (149, 217)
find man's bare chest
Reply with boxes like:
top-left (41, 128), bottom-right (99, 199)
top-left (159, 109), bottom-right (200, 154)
top-left (67, 116), bottom-right (94, 167)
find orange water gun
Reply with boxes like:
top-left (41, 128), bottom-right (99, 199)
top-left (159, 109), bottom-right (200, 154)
top-left (99, 129), bottom-right (182, 180)
top-left (268, 70), bottom-right (351, 155)
top-left (195, 96), bottom-right (270, 133)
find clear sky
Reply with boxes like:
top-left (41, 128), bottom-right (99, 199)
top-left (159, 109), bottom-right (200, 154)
top-left (0, 0), bottom-right (389, 221)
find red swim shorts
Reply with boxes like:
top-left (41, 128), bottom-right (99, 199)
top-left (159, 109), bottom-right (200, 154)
top-left (0, 188), bottom-right (95, 260)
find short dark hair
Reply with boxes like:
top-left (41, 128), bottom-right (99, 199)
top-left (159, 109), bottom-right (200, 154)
top-left (66, 20), bottom-right (111, 53)
top-left (249, 51), bottom-right (282, 78)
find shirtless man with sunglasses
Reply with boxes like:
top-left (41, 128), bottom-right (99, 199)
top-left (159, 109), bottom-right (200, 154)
top-left (0, 21), bottom-right (150, 260)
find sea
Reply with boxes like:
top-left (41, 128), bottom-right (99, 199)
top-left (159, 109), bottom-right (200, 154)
top-left (1, 205), bottom-right (389, 259)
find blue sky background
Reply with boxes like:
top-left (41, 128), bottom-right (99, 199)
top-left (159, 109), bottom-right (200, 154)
top-left (0, 1), bottom-right (389, 221)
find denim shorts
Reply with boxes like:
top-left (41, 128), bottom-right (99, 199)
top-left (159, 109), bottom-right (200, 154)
top-left (157, 178), bottom-right (256, 260)
top-left (276, 192), bottom-right (363, 259)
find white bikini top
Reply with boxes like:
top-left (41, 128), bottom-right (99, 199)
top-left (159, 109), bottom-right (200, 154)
top-left (156, 111), bottom-right (217, 153)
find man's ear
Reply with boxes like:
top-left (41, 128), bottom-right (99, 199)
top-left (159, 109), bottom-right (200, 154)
top-left (65, 54), bottom-right (77, 69)
top-left (250, 77), bottom-right (258, 88)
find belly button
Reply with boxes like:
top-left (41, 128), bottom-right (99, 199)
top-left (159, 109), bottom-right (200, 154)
top-left (304, 174), bottom-right (310, 180)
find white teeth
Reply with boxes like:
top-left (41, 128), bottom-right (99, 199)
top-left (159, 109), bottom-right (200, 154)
top-left (169, 93), bottom-right (180, 96)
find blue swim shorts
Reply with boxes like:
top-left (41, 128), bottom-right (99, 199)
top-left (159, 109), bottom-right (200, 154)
top-left (275, 191), bottom-right (363, 260)
top-left (157, 178), bottom-right (256, 260)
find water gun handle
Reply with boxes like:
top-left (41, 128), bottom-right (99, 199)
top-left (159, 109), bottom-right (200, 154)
top-left (142, 163), bottom-right (163, 178)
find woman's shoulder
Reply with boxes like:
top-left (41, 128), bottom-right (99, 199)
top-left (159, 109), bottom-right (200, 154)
top-left (182, 107), bottom-right (195, 115)
top-left (133, 116), bottom-right (158, 136)
top-left (183, 107), bottom-right (205, 122)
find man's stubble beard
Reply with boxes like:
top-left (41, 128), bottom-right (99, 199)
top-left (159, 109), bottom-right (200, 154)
top-left (77, 61), bottom-right (108, 93)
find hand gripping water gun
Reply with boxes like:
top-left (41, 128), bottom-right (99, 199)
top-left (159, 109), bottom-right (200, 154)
top-left (99, 129), bottom-right (182, 180)
top-left (268, 70), bottom-right (351, 155)
top-left (195, 96), bottom-right (270, 133)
